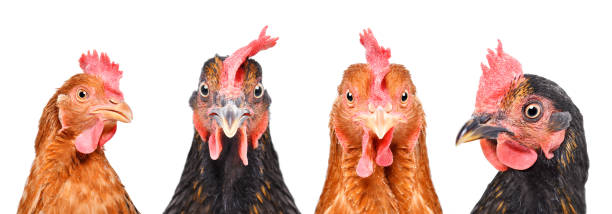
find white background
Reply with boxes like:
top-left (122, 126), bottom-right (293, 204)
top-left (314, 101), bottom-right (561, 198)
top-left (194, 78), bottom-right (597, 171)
top-left (1, 1), bottom-right (610, 213)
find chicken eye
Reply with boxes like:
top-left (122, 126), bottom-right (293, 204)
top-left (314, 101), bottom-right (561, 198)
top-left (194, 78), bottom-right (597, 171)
top-left (523, 101), bottom-right (542, 122)
top-left (254, 83), bottom-right (264, 98)
top-left (400, 90), bottom-right (409, 104)
top-left (76, 89), bottom-right (88, 101)
top-left (199, 82), bottom-right (209, 97)
top-left (346, 90), bottom-right (354, 103)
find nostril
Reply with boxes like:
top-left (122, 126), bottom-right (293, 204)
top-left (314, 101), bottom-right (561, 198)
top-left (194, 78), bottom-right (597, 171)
top-left (109, 99), bottom-right (119, 104)
top-left (368, 103), bottom-right (375, 113)
top-left (385, 103), bottom-right (392, 112)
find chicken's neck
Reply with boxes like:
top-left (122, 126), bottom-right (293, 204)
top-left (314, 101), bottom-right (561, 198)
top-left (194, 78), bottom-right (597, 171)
top-left (320, 128), bottom-right (441, 213)
top-left (165, 127), bottom-right (298, 213)
top-left (474, 107), bottom-right (588, 214)
top-left (20, 97), bottom-right (137, 213)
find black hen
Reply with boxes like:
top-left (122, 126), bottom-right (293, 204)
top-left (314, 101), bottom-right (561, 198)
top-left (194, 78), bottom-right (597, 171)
top-left (456, 42), bottom-right (588, 213)
top-left (164, 27), bottom-right (299, 214)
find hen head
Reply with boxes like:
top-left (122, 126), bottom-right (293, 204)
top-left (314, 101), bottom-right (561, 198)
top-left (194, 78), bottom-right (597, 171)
top-left (55, 50), bottom-right (132, 154)
top-left (332, 29), bottom-right (422, 178)
top-left (190, 26), bottom-right (277, 166)
top-left (456, 41), bottom-right (573, 171)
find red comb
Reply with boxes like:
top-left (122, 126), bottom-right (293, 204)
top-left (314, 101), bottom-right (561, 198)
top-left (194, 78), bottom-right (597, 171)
top-left (79, 50), bottom-right (123, 99)
top-left (222, 26), bottom-right (278, 88)
top-left (360, 29), bottom-right (391, 105)
top-left (475, 40), bottom-right (524, 113)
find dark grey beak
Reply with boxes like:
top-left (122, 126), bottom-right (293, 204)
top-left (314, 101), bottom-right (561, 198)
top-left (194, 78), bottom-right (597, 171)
top-left (209, 101), bottom-right (250, 138)
top-left (456, 114), bottom-right (513, 145)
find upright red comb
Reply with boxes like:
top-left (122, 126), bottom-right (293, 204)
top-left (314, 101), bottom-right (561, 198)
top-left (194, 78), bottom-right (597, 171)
top-left (222, 26), bottom-right (278, 88)
top-left (79, 50), bottom-right (123, 99)
top-left (360, 29), bottom-right (391, 104)
top-left (475, 40), bottom-right (524, 113)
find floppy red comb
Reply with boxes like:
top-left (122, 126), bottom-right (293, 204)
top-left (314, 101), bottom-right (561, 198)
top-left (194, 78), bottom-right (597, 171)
top-left (79, 50), bottom-right (123, 99)
top-left (222, 26), bottom-right (278, 88)
top-left (475, 40), bottom-right (524, 113)
top-left (360, 28), bottom-right (391, 104)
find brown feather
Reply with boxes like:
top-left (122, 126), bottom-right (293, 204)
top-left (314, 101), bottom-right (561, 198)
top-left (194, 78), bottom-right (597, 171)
top-left (18, 75), bottom-right (138, 214)
top-left (316, 64), bottom-right (441, 214)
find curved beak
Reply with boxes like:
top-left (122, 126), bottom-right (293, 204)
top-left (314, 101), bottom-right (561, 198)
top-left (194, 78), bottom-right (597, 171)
top-left (91, 101), bottom-right (133, 123)
top-left (358, 106), bottom-right (400, 139)
top-left (209, 101), bottom-right (250, 138)
top-left (456, 114), bottom-right (512, 145)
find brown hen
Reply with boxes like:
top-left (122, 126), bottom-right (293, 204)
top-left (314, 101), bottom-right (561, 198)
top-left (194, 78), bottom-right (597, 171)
top-left (18, 51), bottom-right (137, 214)
top-left (316, 29), bottom-right (441, 214)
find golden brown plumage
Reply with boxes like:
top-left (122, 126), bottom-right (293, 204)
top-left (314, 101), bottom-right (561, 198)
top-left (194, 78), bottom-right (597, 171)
top-left (316, 64), bottom-right (441, 214)
top-left (18, 52), bottom-right (137, 214)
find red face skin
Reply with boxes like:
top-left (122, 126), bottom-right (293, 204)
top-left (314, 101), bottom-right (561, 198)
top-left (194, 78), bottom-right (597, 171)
top-left (191, 58), bottom-right (270, 166)
top-left (332, 64), bottom-right (423, 177)
top-left (476, 88), bottom-right (567, 171)
top-left (56, 74), bottom-right (133, 154)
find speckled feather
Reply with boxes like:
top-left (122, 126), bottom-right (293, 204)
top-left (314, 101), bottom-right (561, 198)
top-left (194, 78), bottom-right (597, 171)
top-left (472, 75), bottom-right (588, 214)
top-left (164, 57), bottom-right (298, 214)
top-left (164, 129), bottom-right (299, 214)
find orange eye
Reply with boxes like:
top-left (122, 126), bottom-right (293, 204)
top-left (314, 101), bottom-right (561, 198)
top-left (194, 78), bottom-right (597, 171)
top-left (76, 89), bottom-right (88, 102)
top-left (523, 101), bottom-right (542, 122)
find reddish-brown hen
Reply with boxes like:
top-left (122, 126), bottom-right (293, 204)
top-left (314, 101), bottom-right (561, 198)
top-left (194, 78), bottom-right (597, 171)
top-left (316, 29), bottom-right (441, 214)
top-left (18, 51), bottom-right (137, 214)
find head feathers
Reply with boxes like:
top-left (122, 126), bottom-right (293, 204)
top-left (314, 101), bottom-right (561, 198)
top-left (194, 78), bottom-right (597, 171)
top-left (475, 40), bottom-right (524, 113)
top-left (222, 26), bottom-right (278, 89)
top-left (79, 50), bottom-right (124, 99)
top-left (360, 28), bottom-right (391, 104)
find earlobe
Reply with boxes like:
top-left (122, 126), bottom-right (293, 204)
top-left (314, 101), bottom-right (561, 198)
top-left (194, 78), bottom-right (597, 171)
top-left (548, 111), bottom-right (571, 131)
top-left (193, 112), bottom-right (208, 141)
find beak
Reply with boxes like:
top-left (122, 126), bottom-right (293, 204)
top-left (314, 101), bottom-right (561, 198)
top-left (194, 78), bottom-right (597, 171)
top-left (358, 106), bottom-right (400, 139)
top-left (209, 101), bottom-right (250, 138)
top-left (456, 114), bottom-right (512, 145)
top-left (91, 101), bottom-right (133, 123)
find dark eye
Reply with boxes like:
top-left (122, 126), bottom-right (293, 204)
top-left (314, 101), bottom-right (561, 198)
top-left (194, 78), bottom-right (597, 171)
top-left (400, 90), bottom-right (409, 104)
top-left (523, 101), bottom-right (542, 122)
top-left (254, 83), bottom-right (264, 98)
top-left (76, 89), bottom-right (88, 101)
top-left (346, 90), bottom-right (354, 103)
top-left (199, 82), bottom-right (209, 97)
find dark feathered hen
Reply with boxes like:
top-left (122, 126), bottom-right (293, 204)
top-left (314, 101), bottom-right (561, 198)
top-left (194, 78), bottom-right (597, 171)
top-left (456, 41), bottom-right (588, 213)
top-left (164, 27), bottom-right (299, 214)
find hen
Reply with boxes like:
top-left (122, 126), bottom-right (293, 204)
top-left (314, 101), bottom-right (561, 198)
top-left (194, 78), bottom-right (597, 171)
top-left (316, 29), bottom-right (442, 214)
top-left (456, 41), bottom-right (588, 213)
top-left (164, 26), bottom-right (299, 214)
top-left (17, 51), bottom-right (137, 213)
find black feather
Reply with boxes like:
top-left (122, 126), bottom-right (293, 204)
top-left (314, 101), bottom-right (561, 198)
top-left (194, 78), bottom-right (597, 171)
top-left (472, 74), bottom-right (588, 214)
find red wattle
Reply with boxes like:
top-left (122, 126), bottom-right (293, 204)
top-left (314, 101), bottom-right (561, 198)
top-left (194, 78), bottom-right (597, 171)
top-left (98, 124), bottom-right (116, 147)
top-left (239, 126), bottom-right (249, 166)
top-left (75, 119), bottom-right (104, 154)
top-left (375, 128), bottom-right (394, 167)
top-left (496, 140), bottom-right (537, 170)
top-left (480, 139), bottom-right (508, 171)
top-left (357, 128), bottom-right (373, 177)
top-left (208, 128), bottom-right (222, 160)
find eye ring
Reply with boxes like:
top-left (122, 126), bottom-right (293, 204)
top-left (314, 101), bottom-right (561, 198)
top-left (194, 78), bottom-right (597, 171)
top-left (522, 101), bottom-right (543, 122)
top-left (345, 90), bottom-right (354, 104)
top-left (254, 83), bottom-right (264, 98)
top-left (400, 90), bottom-right (409, 106)
top-left (76, 88), bottom-right (88, 102)
top-left (199, 82), bottom-right (209, 97)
